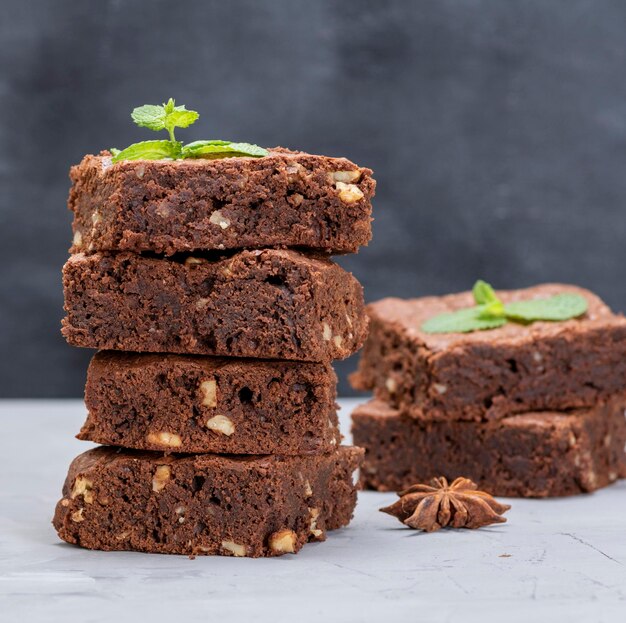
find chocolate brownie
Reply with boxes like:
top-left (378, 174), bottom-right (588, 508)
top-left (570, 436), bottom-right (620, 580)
top-left (352, 398), bottom-right (626, 497)
top-left (79, 351), bottom-right (340, 454)
top-left (69, 149), bottom-right (375, 255)
top-left (53, 445), bottom-right (363, 557)
top-left (351, 284), bottom-right (626, 421)
top-left (62, 248), bottom-right (367, 362)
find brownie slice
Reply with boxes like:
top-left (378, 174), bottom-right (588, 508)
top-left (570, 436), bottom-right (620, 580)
top-left (53, 446), bottom-right (363, 557)
top-left (351, 284), bottom-right (626, 421)
top-left (352, 399), bottom-right (626, 497)
top-left (69, 149), bottom-right (375, 256)
top-left (62, 249), bottom-right (367, 362)
top-left (79, 351), bottom-right (340, 454)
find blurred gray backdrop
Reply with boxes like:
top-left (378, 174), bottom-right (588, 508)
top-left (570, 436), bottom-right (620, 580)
top-left (2, 0), bottom-right (626, 397)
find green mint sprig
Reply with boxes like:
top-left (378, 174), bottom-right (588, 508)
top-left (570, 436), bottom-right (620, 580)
top-left (181, 140), bottom-right (269, 159)
top-left (131, 99), bottom-right (199, 142)
top-left (111, 99), bottom-right (267, 163)
top-left (111, 140), bottom-right (182, 161)
top-left (421, 280), bottom-right (588, 334)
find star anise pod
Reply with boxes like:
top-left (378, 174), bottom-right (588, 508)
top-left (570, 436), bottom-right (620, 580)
top-left (380, 476), bottom-right (511, 532)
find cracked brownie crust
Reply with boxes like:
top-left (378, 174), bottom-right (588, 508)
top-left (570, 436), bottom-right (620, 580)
top-left (53, 445), bottom-right (363, 557)
top-left (62, 248), bottom-right (367, 362)
top-left (69, 149), bottom-right (375, 255)
top-left (351, 284), bottom-right (626, 421)
top-left (80, 351), bottom-right (340, 454)
top-left (352, 399), bottom-right (626, 497)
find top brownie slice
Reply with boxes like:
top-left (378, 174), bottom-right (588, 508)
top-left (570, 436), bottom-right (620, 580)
top-left (351, 284), bottom-right (626, 421)
top-left (69, 148), bottom-right (375, 256)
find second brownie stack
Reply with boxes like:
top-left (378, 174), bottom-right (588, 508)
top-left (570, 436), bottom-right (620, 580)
top-left (54, 148), bottom-right (375, 556)
top-left (351, 285), bottom-right (626, 497)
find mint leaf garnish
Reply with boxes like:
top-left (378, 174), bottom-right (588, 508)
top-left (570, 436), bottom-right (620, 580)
top-left (473, 280), bottom-right (500, 305)
top-left (111, 99), bottom-right (267, 163)
top-left (422, 281), bottom-right (589, 334)
top-left (421, 306), bottom-right (507, 334)
top-left (472, 280), bottom-right (506, 319)
top-left (183, 140), bottom-right (232, 148)
top-left (504, 293), bottom-right (588, 322)
top-left (132, 99), bottom-right (199, 142)
top-left (130, 104), bottom-right (169, 131)
top-left (181, 140), bottom-right (268, 159)
top-left (111, 140), bottom-right (182, 163)
top-left (477, 299), bottom-right (505, 319)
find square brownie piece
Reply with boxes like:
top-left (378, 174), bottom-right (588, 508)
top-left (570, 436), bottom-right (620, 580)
top-left (62, 248), bottom-right (367, 362)
top-left (69, 149), bottom-right (375, 255)
top-left (53, 446), bottom-right (363, 557)
top-left (80, 351), bottom-right (340, 455)
top-left (352, 398), bottom-right (626, 497)
top-left (351, 284), bottom-right (626, 421)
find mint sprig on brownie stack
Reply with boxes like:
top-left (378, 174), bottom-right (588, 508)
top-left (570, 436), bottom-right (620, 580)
top-left (351, 281), bottom-right (626, 497)
top-left (54, 100), bottom-right (375, 557)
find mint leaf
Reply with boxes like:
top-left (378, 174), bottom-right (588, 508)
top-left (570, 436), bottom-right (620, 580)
top-left (184, 140), bottom-right (232, 147)
top-left (478, 299), bottom-right (506, 319)
top-left (111, 140), bottom-right (182, 162)
top-left (473, 280), bottom-right (500, 305)
top-left (165, 108), bottom-right (199, 131)
top-left (422, 282), bottom-right (589, 335)
top-left (181, 140), bottom-right (268, 159)
top-left (504, 293), bottom-right (588, 322)
top-left (131, 99), bottom-right (199, 141)
top-left (131, 104), bottom-right (169, 131)
top-left (471, 281), bottom-right (506, 319)
top-left (226, 142), bottom-right (268, 157)
top-left (421, 306), bottom-right (508, 334)
top-left (112, 100), bottom-right (265, 163)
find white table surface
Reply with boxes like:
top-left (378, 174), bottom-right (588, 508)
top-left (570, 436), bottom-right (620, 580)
top-left (1, 399), bottom-right (625, 622)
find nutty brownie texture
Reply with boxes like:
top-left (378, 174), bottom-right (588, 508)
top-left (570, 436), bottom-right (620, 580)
top-left (351, 284), bottom-right (626, 421)
top-left (80, 351), bottom-right (340, 454)
top-left (69, 149), bottom-right (375, 255)
top-left (62, 248), bottom-right (367, 362)
top-left (352, 399), bottom-right (626, 497)
top-left (53, 446), bottom-right (363, 557)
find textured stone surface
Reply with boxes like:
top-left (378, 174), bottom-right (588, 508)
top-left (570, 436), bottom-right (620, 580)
top-left (3, 399), bottom-right (626, 620)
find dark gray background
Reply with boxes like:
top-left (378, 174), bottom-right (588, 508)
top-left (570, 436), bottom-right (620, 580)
top-left (2, 0), bottom-right (626, 397)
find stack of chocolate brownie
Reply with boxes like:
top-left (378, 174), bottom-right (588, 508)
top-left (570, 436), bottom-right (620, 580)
top-left (54, 148), bottom-right (375, 556)
top-left (351, 284), bottom-right (626, 497)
